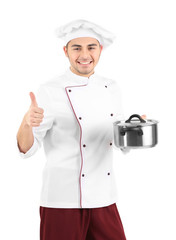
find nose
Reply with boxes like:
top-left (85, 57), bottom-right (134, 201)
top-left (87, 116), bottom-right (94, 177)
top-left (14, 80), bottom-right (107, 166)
top-left (80, 48), bottom-right (90, 59)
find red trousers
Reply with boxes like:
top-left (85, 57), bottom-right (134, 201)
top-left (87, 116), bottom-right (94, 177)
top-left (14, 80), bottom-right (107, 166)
top-left (40, 203), bottom-right (126, 240)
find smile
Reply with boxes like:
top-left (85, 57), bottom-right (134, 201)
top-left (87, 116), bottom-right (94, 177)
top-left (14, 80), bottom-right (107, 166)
top-left (77, 61), bottom-right (93, 66)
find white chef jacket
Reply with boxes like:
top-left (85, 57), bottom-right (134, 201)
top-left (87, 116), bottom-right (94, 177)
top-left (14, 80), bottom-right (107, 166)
top-left (17, 68), bottom-right (127, 209)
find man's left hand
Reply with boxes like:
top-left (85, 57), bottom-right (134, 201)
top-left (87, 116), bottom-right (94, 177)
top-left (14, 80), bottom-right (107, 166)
top-left (141, 114), bottom-right (147, 119)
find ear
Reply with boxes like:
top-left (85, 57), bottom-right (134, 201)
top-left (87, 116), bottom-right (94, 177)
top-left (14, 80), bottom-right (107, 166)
top-left (100, 45), bottom-right (103, 52)
top-left (63, 46), bottom-right (68, 57)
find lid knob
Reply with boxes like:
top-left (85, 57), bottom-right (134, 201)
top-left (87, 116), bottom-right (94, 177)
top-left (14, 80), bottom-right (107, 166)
top-left (125, 114), bottom-right (146, 123)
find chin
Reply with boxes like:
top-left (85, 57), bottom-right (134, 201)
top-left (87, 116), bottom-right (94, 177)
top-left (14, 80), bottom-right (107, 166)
top-left (79, 70), bottom-right (93, 75)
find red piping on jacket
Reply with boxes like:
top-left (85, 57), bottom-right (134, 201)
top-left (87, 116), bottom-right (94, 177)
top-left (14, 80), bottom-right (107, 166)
top-left (65, 84), bottom-right (88, 208)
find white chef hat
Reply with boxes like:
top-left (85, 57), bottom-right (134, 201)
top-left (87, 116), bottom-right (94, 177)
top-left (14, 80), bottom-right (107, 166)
top-left (55, 19), bottom-right (116, 49)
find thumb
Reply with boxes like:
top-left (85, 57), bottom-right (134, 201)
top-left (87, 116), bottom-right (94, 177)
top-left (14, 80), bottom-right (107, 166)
top-left (29, 92), bottom-right (38, 107)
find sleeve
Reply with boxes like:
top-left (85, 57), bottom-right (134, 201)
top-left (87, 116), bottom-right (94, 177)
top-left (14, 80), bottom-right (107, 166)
top-left (17, 84), bottom-right (54, 159)
top-left (108, 80), bottom-right (130, 155)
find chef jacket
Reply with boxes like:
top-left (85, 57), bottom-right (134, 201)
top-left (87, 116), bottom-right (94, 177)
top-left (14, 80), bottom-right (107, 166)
top-left (17, 68), bottom-right (127, 209)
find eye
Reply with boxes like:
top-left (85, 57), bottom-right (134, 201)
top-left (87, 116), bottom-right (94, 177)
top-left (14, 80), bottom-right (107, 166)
top-left (89, 47), bottom-right (95, 50)
top-left (73, 48), bottom-right (81, 51)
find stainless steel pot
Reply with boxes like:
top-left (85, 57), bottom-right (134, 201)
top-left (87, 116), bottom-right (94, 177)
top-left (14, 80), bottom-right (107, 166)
top-left (113, 114), bottom-right (158, 149)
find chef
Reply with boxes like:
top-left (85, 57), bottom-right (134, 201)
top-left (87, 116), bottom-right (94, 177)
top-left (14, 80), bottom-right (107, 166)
top-left (17, 19), bottom-right (138, 240)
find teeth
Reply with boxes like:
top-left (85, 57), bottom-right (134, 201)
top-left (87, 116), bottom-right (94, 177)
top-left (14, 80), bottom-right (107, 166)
top-left (79, 62), bottom-right (91, 64)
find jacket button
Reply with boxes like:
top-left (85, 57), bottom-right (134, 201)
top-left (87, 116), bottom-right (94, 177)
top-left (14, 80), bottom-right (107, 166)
top-left (105, 85), bottom-right (107, 88)
top-left (110, 142), bottom-right (112, 146)
top-left (107, 172), bottom-right (110, 175)
top-left (68, 89), bottom-right (71, 92)
top-left (83, 144), bottom-right (86, 147)
top-left (79, 117), bottom-right (82, 120)
top-left (110, 113), bottom-right (113, 116)
top-left (82, 174), bottom-right (85, 177)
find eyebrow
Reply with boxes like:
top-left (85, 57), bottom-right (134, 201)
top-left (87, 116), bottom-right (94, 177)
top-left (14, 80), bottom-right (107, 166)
top-left (71, 44), bottom-right (98, 48)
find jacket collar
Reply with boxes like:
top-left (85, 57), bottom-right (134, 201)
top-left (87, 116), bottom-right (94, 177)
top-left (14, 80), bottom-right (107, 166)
top-left (65, 67), bottom-right (96, 85)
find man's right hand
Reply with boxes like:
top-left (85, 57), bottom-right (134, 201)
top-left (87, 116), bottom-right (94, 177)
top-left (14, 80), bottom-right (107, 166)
top-left (24, 92), bottom-right (44, 127)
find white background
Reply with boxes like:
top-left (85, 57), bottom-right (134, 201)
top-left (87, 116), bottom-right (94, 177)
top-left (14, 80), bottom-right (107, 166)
top-left (0, 0), bottom-right (176, 239)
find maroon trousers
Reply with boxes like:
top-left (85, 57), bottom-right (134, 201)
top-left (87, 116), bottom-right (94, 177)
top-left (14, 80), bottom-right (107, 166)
top-left (40, 203), bottom-right (126, 240)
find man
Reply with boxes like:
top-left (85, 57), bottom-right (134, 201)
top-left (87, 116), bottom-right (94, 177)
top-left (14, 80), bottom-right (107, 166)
top-left (17, 19), bottom-right (140, 240)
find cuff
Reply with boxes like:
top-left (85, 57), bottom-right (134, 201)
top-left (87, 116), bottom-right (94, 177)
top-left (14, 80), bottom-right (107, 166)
top-left (120, 147), bottom-right (130, 154)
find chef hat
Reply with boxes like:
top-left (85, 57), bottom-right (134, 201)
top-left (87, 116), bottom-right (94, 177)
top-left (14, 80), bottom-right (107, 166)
top-left (55, 19), bottom-right (116, 48)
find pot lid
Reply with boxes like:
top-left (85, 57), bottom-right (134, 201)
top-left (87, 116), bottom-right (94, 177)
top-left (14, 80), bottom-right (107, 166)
top-left (114, 114), bottom-right (158, 127)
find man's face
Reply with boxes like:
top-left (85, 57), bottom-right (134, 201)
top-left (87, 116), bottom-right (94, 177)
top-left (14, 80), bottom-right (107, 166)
top-left (63, 37), bottom-right (103, 77)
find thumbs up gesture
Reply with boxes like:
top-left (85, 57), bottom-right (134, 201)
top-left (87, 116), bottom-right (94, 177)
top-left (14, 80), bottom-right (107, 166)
top-left (24, 92), bottom-right (44, 127)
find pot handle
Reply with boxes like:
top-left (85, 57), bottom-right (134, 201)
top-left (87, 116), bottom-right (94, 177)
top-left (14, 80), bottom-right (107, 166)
top-left (120, 127), bottom-right (143, 136)
top-left (125, 114), bottom-right (146, 123)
